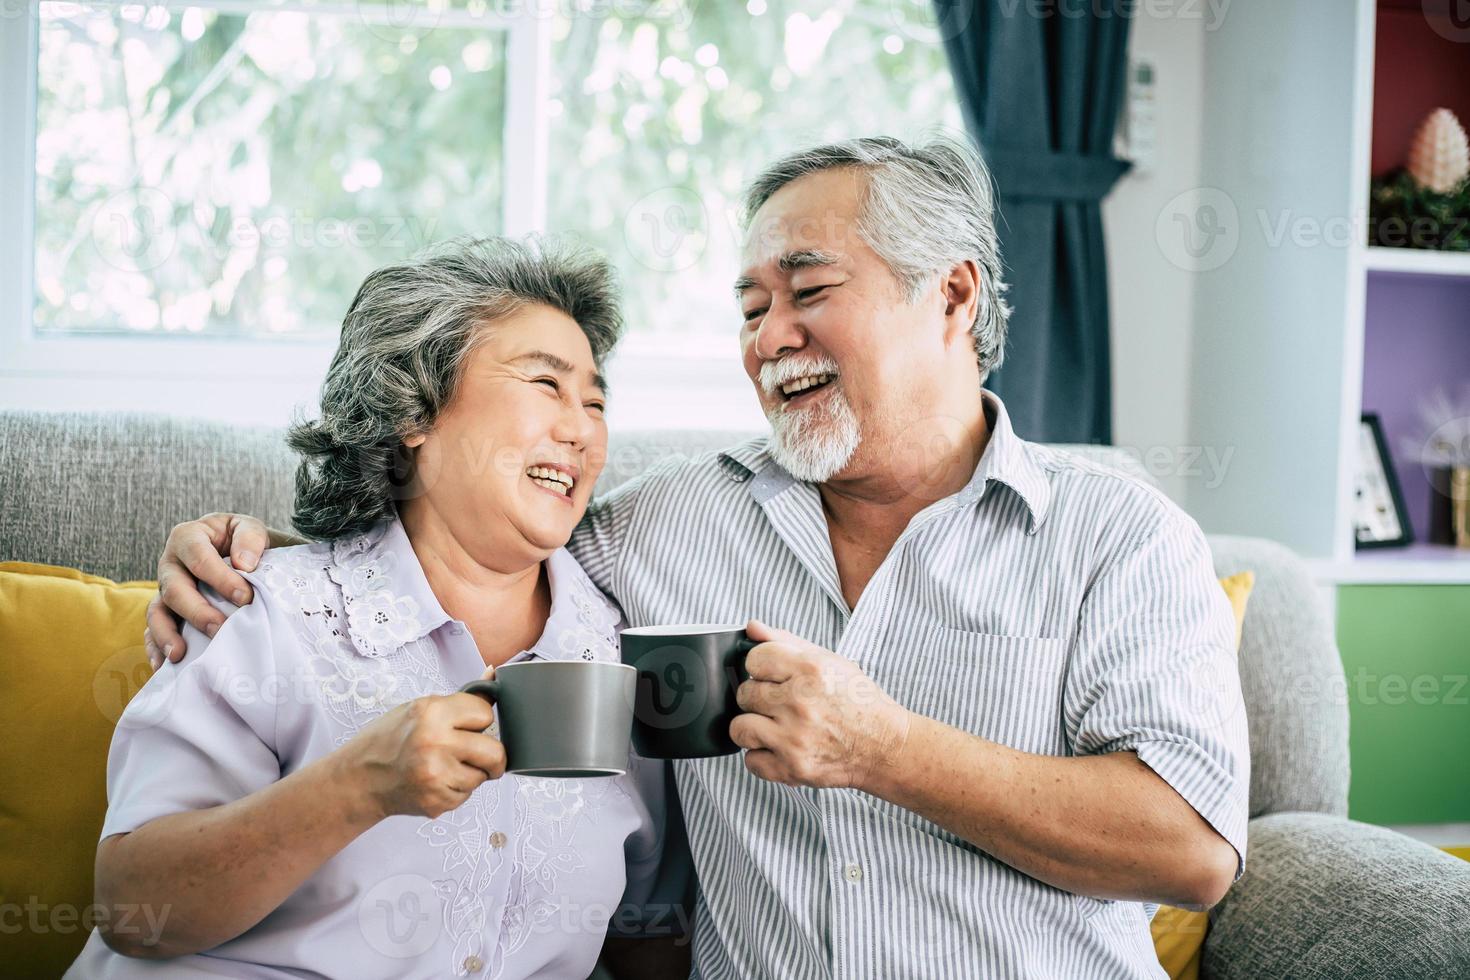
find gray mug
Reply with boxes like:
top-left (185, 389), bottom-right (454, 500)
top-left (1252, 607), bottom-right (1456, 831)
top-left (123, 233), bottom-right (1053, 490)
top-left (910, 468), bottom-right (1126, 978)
top-left (459, 661), bottom-right (636, 778)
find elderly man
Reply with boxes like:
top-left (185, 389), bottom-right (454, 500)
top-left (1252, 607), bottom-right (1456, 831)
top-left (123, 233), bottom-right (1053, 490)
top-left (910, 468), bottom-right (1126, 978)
top-left (148, 135), bottom-right (1247, 978)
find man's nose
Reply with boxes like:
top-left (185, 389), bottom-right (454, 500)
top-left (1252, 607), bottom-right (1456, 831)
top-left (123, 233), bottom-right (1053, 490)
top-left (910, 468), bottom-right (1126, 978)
top-left (753, 299), bottom-right (806, 362)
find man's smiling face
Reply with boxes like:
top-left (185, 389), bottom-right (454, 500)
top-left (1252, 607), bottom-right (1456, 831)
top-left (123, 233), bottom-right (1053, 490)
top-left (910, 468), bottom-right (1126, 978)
top-left (736, 167), bottom-right (951, 484)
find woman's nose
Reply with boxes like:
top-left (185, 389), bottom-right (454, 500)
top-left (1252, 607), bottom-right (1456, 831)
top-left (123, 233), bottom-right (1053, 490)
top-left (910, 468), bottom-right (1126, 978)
top-left (554, 400), bottom-right (598, 448)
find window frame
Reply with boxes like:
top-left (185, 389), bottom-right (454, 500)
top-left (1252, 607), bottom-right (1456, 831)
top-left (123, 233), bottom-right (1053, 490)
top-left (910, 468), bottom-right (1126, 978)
top-left (0, 0), bottom-right (550, 385)
top-left (0, 1), bottom-right (784, 431)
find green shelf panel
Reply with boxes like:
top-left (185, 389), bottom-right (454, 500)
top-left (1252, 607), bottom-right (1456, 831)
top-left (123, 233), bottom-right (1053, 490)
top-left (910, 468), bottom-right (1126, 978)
top-left (1336, 585), bottom-right (1470, 825)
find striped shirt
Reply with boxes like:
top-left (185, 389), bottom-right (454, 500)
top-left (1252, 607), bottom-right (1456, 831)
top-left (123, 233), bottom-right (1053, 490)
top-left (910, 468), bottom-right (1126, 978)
top-left (571, 391), bottom-right (1249, 979)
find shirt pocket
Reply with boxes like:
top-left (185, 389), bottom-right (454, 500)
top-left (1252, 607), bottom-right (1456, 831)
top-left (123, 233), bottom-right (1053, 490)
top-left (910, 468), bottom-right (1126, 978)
top-left (894, 627), bottom-right (1070, 757)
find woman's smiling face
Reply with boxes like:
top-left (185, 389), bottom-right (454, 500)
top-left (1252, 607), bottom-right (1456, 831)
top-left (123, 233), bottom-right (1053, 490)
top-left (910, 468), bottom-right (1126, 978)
top-left (403, 303), bottom-right (609, 568)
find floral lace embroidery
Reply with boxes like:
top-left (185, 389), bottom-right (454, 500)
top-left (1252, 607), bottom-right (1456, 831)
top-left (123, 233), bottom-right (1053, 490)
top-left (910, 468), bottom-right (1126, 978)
top-left (253, 522), bottom-right (637, 978)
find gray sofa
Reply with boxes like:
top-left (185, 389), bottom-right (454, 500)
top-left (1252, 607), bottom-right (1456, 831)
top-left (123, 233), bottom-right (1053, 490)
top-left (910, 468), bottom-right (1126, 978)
top-left (3, 410), bottom-right (1469, 978)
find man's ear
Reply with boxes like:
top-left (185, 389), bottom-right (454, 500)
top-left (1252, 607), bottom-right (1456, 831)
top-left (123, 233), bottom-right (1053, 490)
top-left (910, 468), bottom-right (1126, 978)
top-left (940, 259), bottom-right (982, 349)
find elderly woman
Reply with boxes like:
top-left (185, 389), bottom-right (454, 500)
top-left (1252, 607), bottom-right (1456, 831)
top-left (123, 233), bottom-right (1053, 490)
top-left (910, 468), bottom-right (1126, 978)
top-left (67, 238), bottom-right (682, 979)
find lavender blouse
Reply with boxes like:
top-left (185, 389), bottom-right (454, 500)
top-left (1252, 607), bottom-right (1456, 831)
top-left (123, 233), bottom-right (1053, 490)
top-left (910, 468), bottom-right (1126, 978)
top-left (68, 516), bottom-right (674, 979)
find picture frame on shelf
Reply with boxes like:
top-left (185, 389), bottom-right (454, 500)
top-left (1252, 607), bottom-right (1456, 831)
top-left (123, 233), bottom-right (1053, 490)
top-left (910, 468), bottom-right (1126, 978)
top-left (1355, 413), bottom-right (1414, 549)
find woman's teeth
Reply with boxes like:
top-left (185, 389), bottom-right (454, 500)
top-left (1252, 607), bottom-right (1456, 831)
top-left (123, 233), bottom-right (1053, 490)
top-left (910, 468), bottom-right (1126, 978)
top-left (526, 466), bottom-right (573, 496)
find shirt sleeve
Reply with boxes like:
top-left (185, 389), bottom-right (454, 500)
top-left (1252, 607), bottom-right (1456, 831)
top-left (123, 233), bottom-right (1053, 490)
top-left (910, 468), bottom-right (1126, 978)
top-left (607, 755), bottom-right (695, 940)
top-left (100, 585), bottom-right (282, 839)
top-left (1065, 508), bottom-right (1251, 877)
top-left (569, 472), bottom-right (652, 598)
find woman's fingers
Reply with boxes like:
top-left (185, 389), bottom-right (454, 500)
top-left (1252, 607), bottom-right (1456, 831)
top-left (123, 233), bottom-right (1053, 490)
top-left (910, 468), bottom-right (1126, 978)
top-left (445, 691), bottom-right (498, 732)
top-left (449, 731), bottom-right (508, 781)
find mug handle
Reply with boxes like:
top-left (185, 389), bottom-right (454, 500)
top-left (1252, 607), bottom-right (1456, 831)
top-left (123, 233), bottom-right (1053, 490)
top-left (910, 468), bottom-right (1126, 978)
top-left (459, 678), bottom-right (501, 703)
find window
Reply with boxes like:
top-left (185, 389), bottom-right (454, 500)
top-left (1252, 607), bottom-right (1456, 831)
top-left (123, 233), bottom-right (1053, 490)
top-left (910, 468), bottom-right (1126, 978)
top-left (31, 2), bottom-right (514, 339)
top-left (2, 0), bottom-right (961, 424)
top-left (547, 0), bottom-right (962, 350)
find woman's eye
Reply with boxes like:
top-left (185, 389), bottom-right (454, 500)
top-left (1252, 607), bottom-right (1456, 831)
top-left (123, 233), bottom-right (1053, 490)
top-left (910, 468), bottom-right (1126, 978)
top-left (587, 402), bottom-right (607, 414)
top-left (534, 377), bottom-right (559, 391)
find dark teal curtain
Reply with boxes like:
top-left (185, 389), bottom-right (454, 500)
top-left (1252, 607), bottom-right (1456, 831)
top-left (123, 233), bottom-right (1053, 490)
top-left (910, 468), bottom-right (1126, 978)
top-left (937, 0), bottom-right (1133, 443)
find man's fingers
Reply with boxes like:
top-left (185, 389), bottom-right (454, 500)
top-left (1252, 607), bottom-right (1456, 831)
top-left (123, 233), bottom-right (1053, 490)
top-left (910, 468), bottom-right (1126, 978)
top-left (146, 592), bottom-right (189, 661)
top-left (143, 628), bottom-right (162, 671)
top-left (175, 524), bottom-right (254, 607)
top-left (227, 515), bottom-right (272, 573)
top-left (158, 564), bottom-right (228, 639)
top-left (743, 643), bottom-right (799, 683)
top-left (735, 679), bottom-right (785, 717)
top-left (742, 748), bottom-right (788, 785)
top-left (729, 711), bottom-right (780, 751)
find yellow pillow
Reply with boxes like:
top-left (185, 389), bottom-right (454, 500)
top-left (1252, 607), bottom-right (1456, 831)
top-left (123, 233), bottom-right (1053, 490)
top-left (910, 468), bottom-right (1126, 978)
top-left (1218, 571), bottom-right (1255, 649)
top-left (1150, 570), bottom-right (1255, 980)
top-left (0, 562), bottom-right (155, 977)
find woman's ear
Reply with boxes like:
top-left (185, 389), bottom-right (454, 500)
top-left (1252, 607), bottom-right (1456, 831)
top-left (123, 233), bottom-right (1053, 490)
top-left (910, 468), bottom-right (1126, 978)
top-left (403, 432), bottom-right (428, 449)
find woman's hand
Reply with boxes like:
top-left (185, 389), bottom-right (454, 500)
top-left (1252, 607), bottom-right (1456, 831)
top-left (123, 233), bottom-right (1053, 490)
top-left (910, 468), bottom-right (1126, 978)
top-left (343, 677), bottom-right (507, 820)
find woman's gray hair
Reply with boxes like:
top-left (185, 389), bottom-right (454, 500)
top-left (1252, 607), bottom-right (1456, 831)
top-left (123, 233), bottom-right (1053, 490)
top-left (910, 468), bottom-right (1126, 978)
top-left (287, 235), bottom-right (623, 540)
top-left (741, 134), bottom-right (1010, 381)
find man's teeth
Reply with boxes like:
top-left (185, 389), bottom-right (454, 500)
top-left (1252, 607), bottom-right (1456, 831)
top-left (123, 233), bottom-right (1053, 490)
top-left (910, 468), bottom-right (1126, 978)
top-left (781, 373), bottom-right (834, 396)
top-left (526, 466), bottom-right (573, 495)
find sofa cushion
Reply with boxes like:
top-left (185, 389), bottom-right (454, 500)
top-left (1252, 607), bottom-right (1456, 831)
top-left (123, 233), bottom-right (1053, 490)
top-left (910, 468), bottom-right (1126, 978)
top-left (0, 562), bottom-right (154, 976)
top-left (1203, 812), bottom-right (1470, 979)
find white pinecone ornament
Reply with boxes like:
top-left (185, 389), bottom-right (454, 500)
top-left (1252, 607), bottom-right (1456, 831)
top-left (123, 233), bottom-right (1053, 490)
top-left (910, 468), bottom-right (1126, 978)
top-left (1407, 108), bottom-right (1470, 195)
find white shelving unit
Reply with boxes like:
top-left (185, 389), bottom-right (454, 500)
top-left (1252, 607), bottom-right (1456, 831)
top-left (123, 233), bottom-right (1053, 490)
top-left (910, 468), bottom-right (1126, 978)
top-left (1363, 247), bottom-right (1470, 279)
top-left (1185, 0), bottom-right (1470, 586)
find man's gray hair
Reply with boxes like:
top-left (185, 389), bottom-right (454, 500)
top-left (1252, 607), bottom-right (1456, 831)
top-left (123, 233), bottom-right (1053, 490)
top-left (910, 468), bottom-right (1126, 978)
top-left (742, 134), bottom-right (1009, 380)
top-left (287, 235), bottom-right (623, 540)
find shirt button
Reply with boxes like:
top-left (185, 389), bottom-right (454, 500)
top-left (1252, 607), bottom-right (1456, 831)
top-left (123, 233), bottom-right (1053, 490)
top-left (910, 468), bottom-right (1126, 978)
top-left (463, 954), bottom-right (484, 973)
top-left (843, 863), bottom-right (863, 883)
top-left (489, 831), bottom-right (508, 849)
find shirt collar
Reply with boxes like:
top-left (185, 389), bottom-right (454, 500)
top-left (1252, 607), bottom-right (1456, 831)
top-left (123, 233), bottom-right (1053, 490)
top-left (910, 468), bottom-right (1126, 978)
top-left (714, 389), bottom-right (1053, 533)
top-left (327, 513), bottom-right (619, 662)
top-left (967, 389), bottom-right (1053, 534)
top-left (329, 515), bottom-right (452, 659)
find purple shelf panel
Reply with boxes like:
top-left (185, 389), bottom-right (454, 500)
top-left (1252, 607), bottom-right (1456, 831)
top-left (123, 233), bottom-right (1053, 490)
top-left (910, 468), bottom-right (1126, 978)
top-left (1361, 270), bottom-right (1470, 542)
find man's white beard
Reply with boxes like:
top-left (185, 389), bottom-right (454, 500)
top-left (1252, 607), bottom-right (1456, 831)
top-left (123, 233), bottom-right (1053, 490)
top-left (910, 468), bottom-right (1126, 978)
top-left (765, 384), bottom-right (861, 484)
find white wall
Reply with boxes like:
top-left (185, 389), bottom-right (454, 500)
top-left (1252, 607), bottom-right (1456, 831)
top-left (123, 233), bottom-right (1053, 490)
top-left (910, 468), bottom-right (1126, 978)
top-left (1102, 10), bottom-right (1208, 505)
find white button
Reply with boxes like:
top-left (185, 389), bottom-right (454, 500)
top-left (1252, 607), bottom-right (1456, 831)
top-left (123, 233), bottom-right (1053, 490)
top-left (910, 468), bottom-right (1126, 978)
top-left (463, 954), bottom-right (484, 973)
top-left (843, 863), bottom-right (863, 883)
top-left (489, 831), bottom-right (508, 849)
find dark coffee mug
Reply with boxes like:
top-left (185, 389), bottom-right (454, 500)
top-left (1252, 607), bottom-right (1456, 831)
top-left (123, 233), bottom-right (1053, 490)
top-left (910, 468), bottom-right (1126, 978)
top-left (459, 661), bottom-right (636, 777)
top-left (619, 624), bottom-right (758, 759)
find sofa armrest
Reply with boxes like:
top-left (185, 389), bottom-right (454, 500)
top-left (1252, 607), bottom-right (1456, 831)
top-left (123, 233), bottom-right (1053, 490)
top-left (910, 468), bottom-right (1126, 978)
top-left (1203, 812), bottom-right (1470, 979)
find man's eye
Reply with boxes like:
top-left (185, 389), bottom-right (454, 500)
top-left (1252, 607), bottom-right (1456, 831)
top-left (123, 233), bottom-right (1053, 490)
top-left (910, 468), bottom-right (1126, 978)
top-left (742, 307), bottom-right (767, 322)
top-left (796, 285), bottom-right (830, 301)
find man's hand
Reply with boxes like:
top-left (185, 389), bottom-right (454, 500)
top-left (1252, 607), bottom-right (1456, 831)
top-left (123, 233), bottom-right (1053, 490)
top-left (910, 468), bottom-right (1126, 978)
top-left (729, 619), bottom-right (911, 790)
top-left (144, 513), bottom-right (274, 669)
